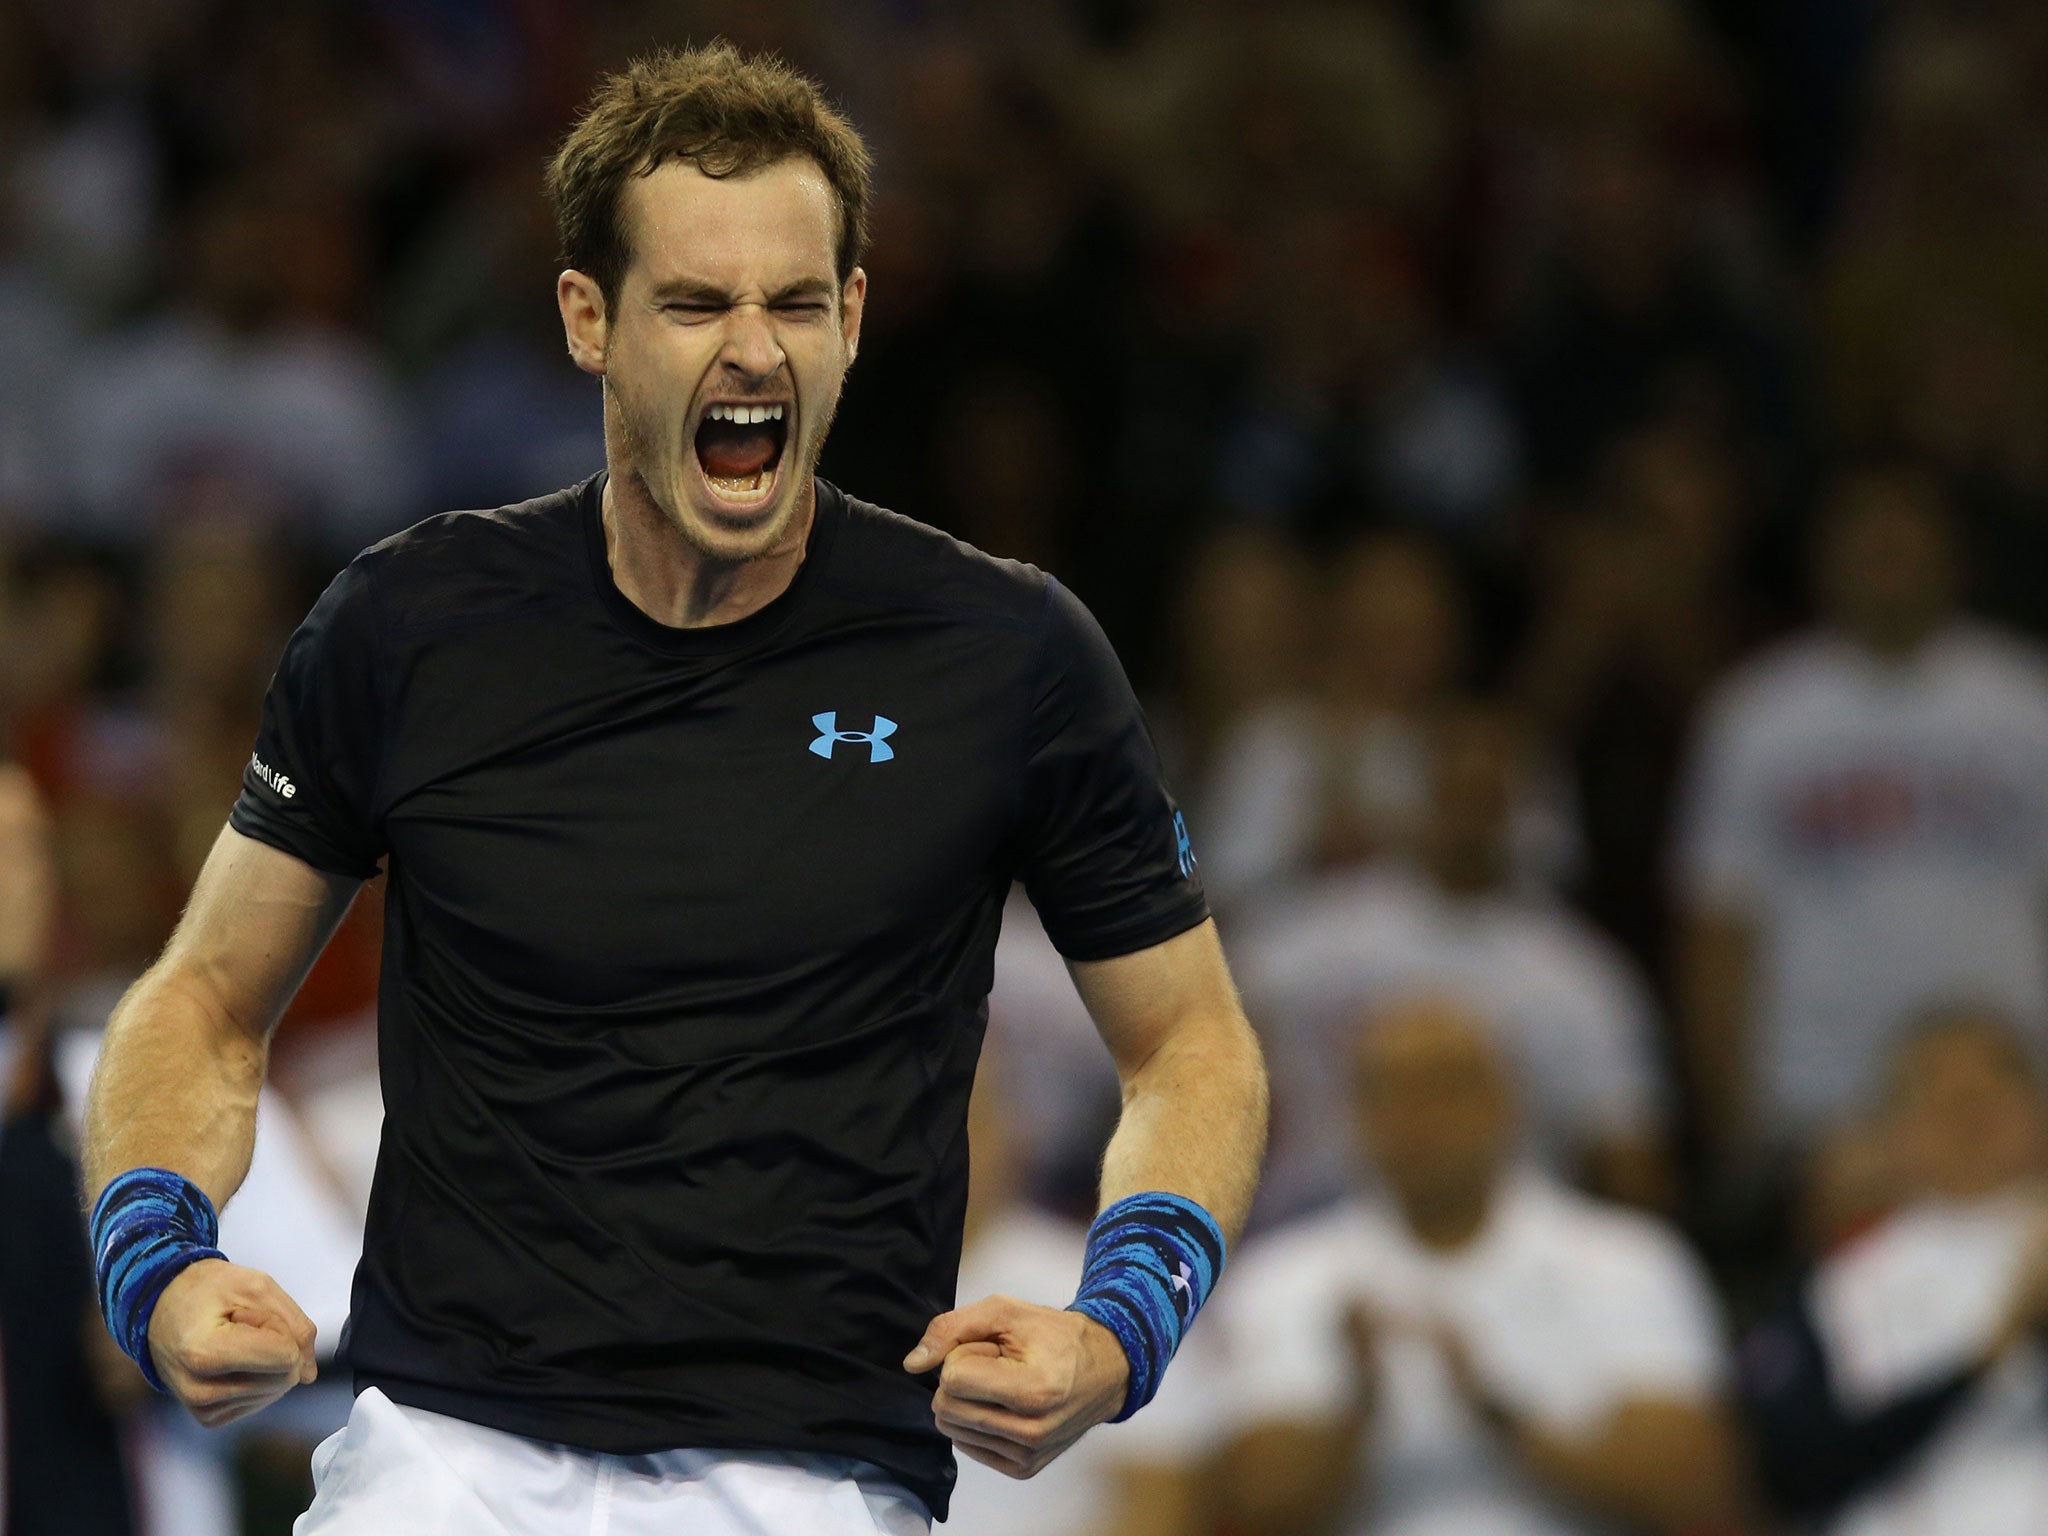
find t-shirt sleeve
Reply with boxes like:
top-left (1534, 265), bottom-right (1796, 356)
top-left (227, 558), bottom-right (389, 880)
top-left (1014, 578), bottom-right (1209, 960)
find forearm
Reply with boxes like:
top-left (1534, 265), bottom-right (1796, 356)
top-left (82, 962), bottom-right (268, 1208)
top-left (1098, 1009), bottom-right (1268, 1245)
top-left (1222, 1417), bottom-right (1369, 1536)
top-left (82, 826), bottom-right (357, 1208)
top-left (1515, 1402), bottom-right (1748, 1531)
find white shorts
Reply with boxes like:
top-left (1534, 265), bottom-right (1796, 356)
top-left (293, 1388), bottom-right (932, 1536)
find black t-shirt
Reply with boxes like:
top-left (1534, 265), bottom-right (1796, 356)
top-left (227, 474), bottom-right (1207, 1517)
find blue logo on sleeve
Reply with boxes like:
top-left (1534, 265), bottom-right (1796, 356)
top-left (810, 712), bottom-right (898, 763)
top-left (1173, 811), bottom-right (1196, 877)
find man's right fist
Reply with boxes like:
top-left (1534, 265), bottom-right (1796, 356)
top-left (146, 1257), bottom-right (319, 1427)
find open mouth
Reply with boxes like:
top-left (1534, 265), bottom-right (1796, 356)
top-left (693, 402), bottom-right (789, 503)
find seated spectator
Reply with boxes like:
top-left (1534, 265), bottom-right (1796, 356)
top-left (56, 170), bottom-right (419, 551)
top-left (1514, 411), bottom-right (1768, 976)
top-left (941, 1053), bottom-right (1221, 1536)
top-left (1160, 525), bottom-right (1315, 793)
top-left (1243, 700), bottom-right (1670, 1215)
top-left (1214, 997), bottom-right (1743, 1536)
top-left (1199, 537), bottom-right (1575, 908)
top-left (1675, 465), bottom-right (2048, 1164)
top-left (1739, 1008), bottom-right (2048, 1534)
top-left (0, 763), bottom-right (138, 1536)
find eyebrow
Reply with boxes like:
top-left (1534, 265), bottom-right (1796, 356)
top-left (648, 277), bottom-right (838, 304)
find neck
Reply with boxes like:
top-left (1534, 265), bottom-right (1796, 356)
top-left (601, 472), bottom-right (814, 629)
top-left (1425, 851), bottom-right (1502, 899)
top-left (1398, 1182), bottom-right (1495, 1253)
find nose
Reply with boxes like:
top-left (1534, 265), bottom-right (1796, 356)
top-left (718, 303), bottom-right (785, 384)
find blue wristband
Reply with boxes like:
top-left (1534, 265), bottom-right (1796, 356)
top-left (89, 1167), bottom-right (227, 1394)
top-left (1067, 1191), bottom-right (1226, 1421)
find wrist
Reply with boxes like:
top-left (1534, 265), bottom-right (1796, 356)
top-left (90, 1168), bottom-right (228, 1393)
top-left (1073, 1311), bottom-right (1133, 1419)
top-left (1067, 1191), bottom-right (1227, 1422)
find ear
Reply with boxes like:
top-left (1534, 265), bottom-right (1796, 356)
top-left (840, 267), bottom-right (867, 366)
top-left (558, 269), bottom-right (610, 376)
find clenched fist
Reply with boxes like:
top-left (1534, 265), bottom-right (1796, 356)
top-left (147, 1257), bottom-right (319, 1427)
top-left (904, 1294), bottom-right (1131, 1478)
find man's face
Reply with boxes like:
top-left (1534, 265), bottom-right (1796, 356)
top-left (1893, 1021), bottom-right (2048, 1201)
top-left (1816, 478), bottom-right (1957, 653)
top-left (1420, 710), bottom-right (1517, 893)
top-left (1354, 999), bottom-right (1514, 1214)
top-left (564, 156), bottom-right (865, 562)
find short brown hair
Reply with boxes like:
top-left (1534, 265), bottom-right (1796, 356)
top-left (544, 41), bottom-right (872, 310)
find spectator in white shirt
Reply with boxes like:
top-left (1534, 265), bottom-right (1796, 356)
top-left (1243, 701), bottom-right (1671, 1215)
top-left (1739, 1007), bottom-right (2048, 1536)
top-left (1676, 465), bottom-right (2048, 1163)
top-left (1196, 535), bottom-right (1577, 908)
top-left (1216, 996), bottom-right (1744, 1536)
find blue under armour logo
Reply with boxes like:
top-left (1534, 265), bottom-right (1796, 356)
top-left (1173, 811), bottom-right (1196, 878)
top-left (809, 711), bottom-right (898, 763)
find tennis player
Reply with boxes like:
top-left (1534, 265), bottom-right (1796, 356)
top-left (80, 41), bottom-right (1267, 1536)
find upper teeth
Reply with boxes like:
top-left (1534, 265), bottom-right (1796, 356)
top-left (706, 403), bottom-right (785, 424)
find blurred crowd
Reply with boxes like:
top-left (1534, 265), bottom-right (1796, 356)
top-left (7, 0), bottom-right (2048, 1533)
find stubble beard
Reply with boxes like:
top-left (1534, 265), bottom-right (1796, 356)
top-left (607, 374), bottom-right (842, 569)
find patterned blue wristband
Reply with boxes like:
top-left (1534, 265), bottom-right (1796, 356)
top-left (1067, 1191), bottom-right (1226, 1422)
top-left (90, 1167), bottom-right (227, 1394)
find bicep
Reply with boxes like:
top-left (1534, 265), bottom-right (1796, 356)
top-left (1066, 920), bottom-right (1246, 1079)
top-left (163, 825), bottom-right (363, 1041)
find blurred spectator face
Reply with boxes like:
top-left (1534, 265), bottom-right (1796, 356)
top-left (1605, 414), bottom-right (1742, 573)
top-left (1814, 470), bottom-right (1959, 655)
top-left (1324, 535), bottom-right (1463, 710)
top-left (1483, 0), bottom-right (1700, 131)
top-left (3, 551), bottom-right (119, 712)
top-left (937, 372), bottom-right (1071, 568)
top-left (52, 797), bottom-right (175, 979)
top-left (1874, 27), bottom-right (2028, 226)
top-left (0, 763), bottom-right (55, 984)
top-left (1889, 1012), bottom-right (2048, 1202)
top-left (1418, 704), bottom-right (1520, 893)
top-left (184, 168), bottom-right (373, 333)
top-left (1176, 527), bottom-right (1313, 722)
top-left (147, 507), bottom-right (293, 717)
top-left (1558, 123), bottom-right (1681, 309)
top-left (573, 158), bottom-right (863, 565)
top-left (1354, 997), bottom-right (1516, 1217)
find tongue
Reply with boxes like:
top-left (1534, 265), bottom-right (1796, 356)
top-left (697, 421), bottom-right (778, 480)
